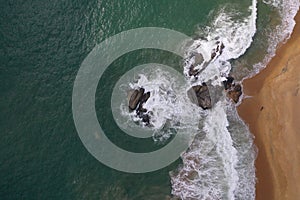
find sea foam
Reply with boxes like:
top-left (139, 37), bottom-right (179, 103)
top-left (252, 0), bottom-right (300, 75)
top-left (114, 0), bottom-right (299, 199)
top-left (183, 0), bottom-right (257, 86)
top-left (115, 65), bottom-right (204, 142)
top-left (171, 1), bottom-right (258, 199)
top-left (171, 101), bottom-right (240, 200)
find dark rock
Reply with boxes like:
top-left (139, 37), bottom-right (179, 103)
top-left (188, 65), bottom-right (199, 76)
top-left (220, 43), bottom-right (225, 54)
top-left (137, 102), bottom-right (148, 117)
top-left (141, 114), bottom-right (150, 125)
top-left (140, 91), bottom-right (150, 104)
top-left (211, 52), bottom-right (217, 60)
top-left (187, 83), bottom-right (212, 109)
top-left (137, 107), bottom-right (147, 113)
top-left (128, 88), bottom-right (144, 111)
top-left (228, 84), bottom-right (242, 103)
top-left (137, 91), bottom-right (150, 119)
top-left (216, 45), bottom-right (220, 52)
top-left (260, 106), bottom-right (264, 111)
top-left (136, 108), bottom-right (150, 125)
top-left (223, 76), bottom-right (235, 90)
top-left (128, 88), bottom-right (151, 125)
top-left (221, 43), bottom-right (225, 50)
top-left (188, 61), bottom-right (210, 77)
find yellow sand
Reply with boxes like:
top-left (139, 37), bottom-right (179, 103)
top-left (238, 11), bottom-right (300, 200)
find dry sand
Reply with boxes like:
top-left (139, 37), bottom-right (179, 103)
top-left (238, 11), bottom-right (300, 200)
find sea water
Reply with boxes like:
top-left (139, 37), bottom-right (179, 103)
top-left (116, 0), bottom-right (299, 199)
top-left (0, 0), bottom-right (299, 199)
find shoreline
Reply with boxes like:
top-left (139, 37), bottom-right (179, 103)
top-left (238, 9), bottom-right (300, 200)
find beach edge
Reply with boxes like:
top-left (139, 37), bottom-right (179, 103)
top-left (238, 9), bottom-right (300, 200)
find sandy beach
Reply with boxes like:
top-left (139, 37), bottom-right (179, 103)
top-left (238, 10), bottom-right (300, 200)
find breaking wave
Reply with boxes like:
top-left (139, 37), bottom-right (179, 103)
top-left (171, 1), bottom-right (258, 199)
top-left (253, 0), bottom-right (300, 74)
top-left (170, 1), bottom-right (299, 199)
top-left (112, 0), bottom-right (298, 199)
top-left (183, 0), bottom-right (257, 86)
top-left (112, 64), bottom-right (204, 142)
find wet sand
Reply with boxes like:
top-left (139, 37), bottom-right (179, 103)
top-left (238, 11), bottom-right (300, 200)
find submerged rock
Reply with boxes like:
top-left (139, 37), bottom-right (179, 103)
top-left (211, 52), bottom-right (217, 60)
top-left (194, 53), bottom-right (204, 65)
top-left (186, 170), bottom-right (199, 180)
top-left (140, 114), bottom-right (150, 125)
top-left (187, 83), bottom-right (212, 109)
top-left (228, 84), bottom-right (242, 103)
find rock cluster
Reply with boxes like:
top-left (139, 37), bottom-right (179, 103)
top-left (223, 76), bottom-right (234, 90)
top-left (211, 42), bottom-right (225, 60)
top-left (188, 53), bottom-right (202, 76)
top-left (188, 42), bottom-right (225, 78)
top-left (128, 88), bottom-right (151, 125)
top-left (187, 83), bottom-right (212, 110)
top-left (223, 76), bottom-right (242, 103)
top-left (228, 85), bottom-right (242, 103)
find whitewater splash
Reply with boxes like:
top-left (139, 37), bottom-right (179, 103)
top-left (252, 0), bottom-right (300, 74)
top-left (183, 0), bottom-right (257, 87)
top-left (171, 0), bottom-right (299, 199)
top-left (170, 1), bottom-right (258, 199)
top-left (113, 64), bottom-right (204, 142)
top-left (114, 0), bottom-right (299, 199)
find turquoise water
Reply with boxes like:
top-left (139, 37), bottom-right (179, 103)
top-left (0, 0), bottom-right (298, 199)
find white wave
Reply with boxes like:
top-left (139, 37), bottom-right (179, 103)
top-left (226, 105), bottom-right (257, 200)
top-left (171, 1), bottom-right (258, 199)
top-left (203, 102), bottom-right (239, 200)
top-left (184, 0), bottom-right (257, 86)
top-left (171, 101), bottom-right (239, 200)
top-left (121, 66), bottom-right (204, 142)
top-left (252, 0), bottom-right (300, 74)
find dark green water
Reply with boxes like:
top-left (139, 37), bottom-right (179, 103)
top-left (0, 1), bottom-right (223, 199)
top-left (0, 0), bottom-right (293, 199)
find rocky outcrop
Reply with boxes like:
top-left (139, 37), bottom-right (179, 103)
top-left (188, 43), bottom-right (225, 78)
top-left (211, 42), bottom-right (225, 60)
top-left (128, 88), bottom-right (151, 125)
top-left (222, 76), bottom-right (242, 103)
top-left (188, 65), bottom-right (199, 76)
top-left (194, 53), bottom-right (204, 65)
top-left (227, 84), bottom-right (242, 103)
top-left (220, 43), bottom-right (225, 54)
top-left (223, 76), bottom-right (234, 90)
top-left (188, 62), bottom-right (209, 77)
top-left (188, 53), bottom-right (205, 77)
top-left (211, 52), bottom-right (217, 60)
top-left (128, 88), bottom-right (145, 110)
top-left (136, 91), bottom-right (151, 124)
top-left (140, 91), bottom-right (150, 104)
top-left (187, 83), bottom-right (212, 109)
